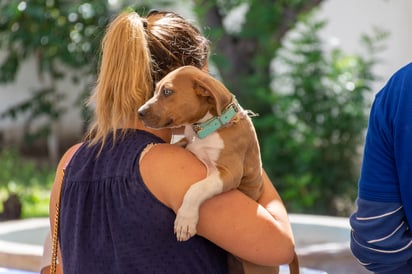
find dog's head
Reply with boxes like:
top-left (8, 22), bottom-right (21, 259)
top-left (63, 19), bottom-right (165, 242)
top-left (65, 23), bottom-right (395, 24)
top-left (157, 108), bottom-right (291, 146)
top-left (138, 65), bottom-right (233, 129)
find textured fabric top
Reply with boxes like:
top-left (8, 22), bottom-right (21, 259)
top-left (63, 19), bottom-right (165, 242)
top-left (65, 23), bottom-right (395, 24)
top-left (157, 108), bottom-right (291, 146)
top-left (59, 129), bottom-right (228, 274)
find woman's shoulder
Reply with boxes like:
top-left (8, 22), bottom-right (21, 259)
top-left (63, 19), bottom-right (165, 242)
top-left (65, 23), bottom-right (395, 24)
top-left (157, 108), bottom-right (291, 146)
top-left (139, 143), bottom-right (207, 211)
top-left (57, 143), bottom-right (84, 170)
top-left (141, 143), bottom-right (205, 172)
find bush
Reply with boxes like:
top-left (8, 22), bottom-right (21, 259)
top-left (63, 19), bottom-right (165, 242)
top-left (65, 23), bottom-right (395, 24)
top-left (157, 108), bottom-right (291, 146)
top-left (264, 14), bottom-right (388, 215)
top-left (0, 147), bottom-right (54, 218)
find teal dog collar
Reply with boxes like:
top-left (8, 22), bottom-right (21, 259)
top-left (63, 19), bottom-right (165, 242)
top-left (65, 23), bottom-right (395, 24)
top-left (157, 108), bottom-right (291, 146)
top-left (193, 101), bottom-right (240, 139)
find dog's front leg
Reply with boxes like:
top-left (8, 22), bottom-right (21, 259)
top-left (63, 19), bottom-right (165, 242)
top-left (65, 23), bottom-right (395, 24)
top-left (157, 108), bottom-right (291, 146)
top-left (174, 170), bottom-right (223, 241)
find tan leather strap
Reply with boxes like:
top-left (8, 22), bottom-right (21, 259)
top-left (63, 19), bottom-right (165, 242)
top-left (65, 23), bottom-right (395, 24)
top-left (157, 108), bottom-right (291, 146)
top-left (51, 168), bottom-right (64, 273)
top-left (49, 143), bottom-right (82, 274)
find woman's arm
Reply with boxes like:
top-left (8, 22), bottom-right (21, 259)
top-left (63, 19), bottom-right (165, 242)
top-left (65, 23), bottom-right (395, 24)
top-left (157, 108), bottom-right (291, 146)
top-left (259, 170), bottom-right (293, 235)
top-left (48, 143), bottom-right (82, 273)
top-left (140, 143), bottom-right (295, 266)
top-left (49, 143), bottom-right (82, 229)
top-left (197, 176), bottom-right (295, 266)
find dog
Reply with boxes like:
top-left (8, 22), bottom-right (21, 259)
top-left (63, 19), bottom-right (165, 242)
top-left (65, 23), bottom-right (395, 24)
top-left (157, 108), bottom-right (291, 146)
top-left (138, 65), bottom-right (299, 274)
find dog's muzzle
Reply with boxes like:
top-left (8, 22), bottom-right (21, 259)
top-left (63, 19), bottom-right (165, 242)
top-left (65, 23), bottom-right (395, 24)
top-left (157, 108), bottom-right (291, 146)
top-left (138, 105), bottom-right (174, 128)
top-left (137, 106), bottom-right (148, 120)
top-left (137, 105), bottom-right (157, 126)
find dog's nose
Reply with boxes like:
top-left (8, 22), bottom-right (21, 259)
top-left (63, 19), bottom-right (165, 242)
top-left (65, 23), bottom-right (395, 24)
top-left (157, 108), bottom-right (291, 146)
top-left (138, 109), bottom-right (146, 119)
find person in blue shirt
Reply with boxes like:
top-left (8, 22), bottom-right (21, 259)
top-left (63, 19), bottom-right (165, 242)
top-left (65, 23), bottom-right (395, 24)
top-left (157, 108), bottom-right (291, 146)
top-left (350, 63), bottom-right (412, 273)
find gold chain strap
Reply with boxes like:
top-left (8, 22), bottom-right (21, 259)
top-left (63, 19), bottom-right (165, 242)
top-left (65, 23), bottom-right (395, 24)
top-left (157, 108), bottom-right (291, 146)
top-left (50, 169), bottom-right (64, 274)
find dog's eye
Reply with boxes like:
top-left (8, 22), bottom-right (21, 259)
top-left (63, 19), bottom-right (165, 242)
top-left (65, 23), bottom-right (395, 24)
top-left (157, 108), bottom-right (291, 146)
top-left (162, 89), bottom-right (173, 97)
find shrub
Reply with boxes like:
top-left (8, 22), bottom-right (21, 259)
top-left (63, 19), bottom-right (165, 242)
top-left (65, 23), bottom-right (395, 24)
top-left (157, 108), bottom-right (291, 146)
top-left (0, 147), bottom-right (54, 218)
top-left (264, 14), bottom-right (388, 215)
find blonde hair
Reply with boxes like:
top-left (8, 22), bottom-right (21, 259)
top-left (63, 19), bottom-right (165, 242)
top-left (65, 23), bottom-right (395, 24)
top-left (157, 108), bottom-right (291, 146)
top-left (86, 10), bottom-right (209, 148)
top-left (86, 12), bottom-right (152, 147)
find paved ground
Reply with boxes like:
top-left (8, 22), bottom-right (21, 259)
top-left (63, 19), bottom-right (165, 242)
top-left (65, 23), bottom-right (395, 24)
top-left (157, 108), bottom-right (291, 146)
top-left (299, 252), bottom-right (371, 274)
top-left (0, 268), bottom-right (36, 274)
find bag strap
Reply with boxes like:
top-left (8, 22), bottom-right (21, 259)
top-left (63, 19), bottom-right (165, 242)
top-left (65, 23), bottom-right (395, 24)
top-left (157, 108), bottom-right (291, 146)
top-left (49, 143), bottom-right (82, 274)
top-left (50, 169), bottom-right (64, 273)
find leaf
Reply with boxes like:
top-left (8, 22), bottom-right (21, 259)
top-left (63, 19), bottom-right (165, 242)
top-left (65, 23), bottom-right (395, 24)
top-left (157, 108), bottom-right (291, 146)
top-left (0, 51), bottom-right (19, 83)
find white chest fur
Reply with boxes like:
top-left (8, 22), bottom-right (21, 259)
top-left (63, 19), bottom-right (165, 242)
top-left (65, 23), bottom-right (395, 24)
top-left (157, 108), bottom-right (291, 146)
top-left (183, 125), bottom-right (224, 172)
top-left (173, 113), bottom-right (227, 241)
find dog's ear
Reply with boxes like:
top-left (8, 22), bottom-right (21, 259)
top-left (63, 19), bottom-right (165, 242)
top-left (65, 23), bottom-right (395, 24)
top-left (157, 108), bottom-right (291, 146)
top-left (193, 82), bottom-right (210, 97)
top-left (193, 76), bottom-right (232, 116)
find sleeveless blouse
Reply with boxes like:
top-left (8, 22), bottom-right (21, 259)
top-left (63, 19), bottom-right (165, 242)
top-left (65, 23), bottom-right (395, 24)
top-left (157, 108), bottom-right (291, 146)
top-left (59, 129), bottom-right (228, 274)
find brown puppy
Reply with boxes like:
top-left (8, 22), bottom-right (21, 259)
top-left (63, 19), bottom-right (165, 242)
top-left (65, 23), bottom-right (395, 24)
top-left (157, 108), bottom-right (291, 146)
top-left (138, 65), bottom-right (299, 274)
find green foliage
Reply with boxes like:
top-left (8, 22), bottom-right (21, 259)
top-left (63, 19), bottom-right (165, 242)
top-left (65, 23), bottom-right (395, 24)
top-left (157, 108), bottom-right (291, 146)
top-left (266, 14), bottom-right (388, 215)
top-left (194, 2), bottom-right (387, 215)
top-left (0, 0), bottom-right (112, 140)
top-left (0, 1), bottom-right (388, 216)
top-left (0, 0), bottom-right (175, 142)
top-left (0, 0), bottom-right (109, 77)
top-left (0, 147), bottom-right (54, 217)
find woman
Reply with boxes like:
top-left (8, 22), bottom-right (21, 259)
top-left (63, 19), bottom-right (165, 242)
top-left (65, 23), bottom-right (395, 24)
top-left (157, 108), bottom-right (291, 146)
top-left (47, 10), bottom-right (295, 273)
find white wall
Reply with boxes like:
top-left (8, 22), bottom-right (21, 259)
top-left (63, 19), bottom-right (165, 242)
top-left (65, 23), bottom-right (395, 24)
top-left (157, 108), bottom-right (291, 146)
top-left (318, 0), bottom-right (412, 92)
top-left (0, 55), bottom-right (84, 147)
top-left (0, 0), bottom-right (411, 150)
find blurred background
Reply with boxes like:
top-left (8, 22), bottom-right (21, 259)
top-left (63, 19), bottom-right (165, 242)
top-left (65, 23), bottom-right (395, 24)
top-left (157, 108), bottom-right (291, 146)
top-left (0, 0), bottom-right (411, 221)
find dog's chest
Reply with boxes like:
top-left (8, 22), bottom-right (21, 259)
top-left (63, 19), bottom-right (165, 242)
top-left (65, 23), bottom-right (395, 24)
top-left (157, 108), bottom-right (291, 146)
top-left (184, 126), bottom-right (224, 167)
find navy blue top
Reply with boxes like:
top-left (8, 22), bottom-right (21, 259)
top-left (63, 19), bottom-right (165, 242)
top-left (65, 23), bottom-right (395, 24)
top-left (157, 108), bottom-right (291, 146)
top-left (350, 63), bottom-right (412, 273)
top-left (59, 129), bottom-right (228, 274)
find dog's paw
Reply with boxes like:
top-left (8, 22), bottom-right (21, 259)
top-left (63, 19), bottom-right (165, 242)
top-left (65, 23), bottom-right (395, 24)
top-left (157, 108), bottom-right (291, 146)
top-left (174, 208), bottom-right (199, 241)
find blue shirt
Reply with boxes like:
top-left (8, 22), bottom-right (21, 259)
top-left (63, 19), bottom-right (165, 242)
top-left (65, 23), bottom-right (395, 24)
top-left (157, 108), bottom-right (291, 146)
top-left (59, 129), bottom-right (228, 274)
top-left (350, 63), bottom-right (412, 273)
